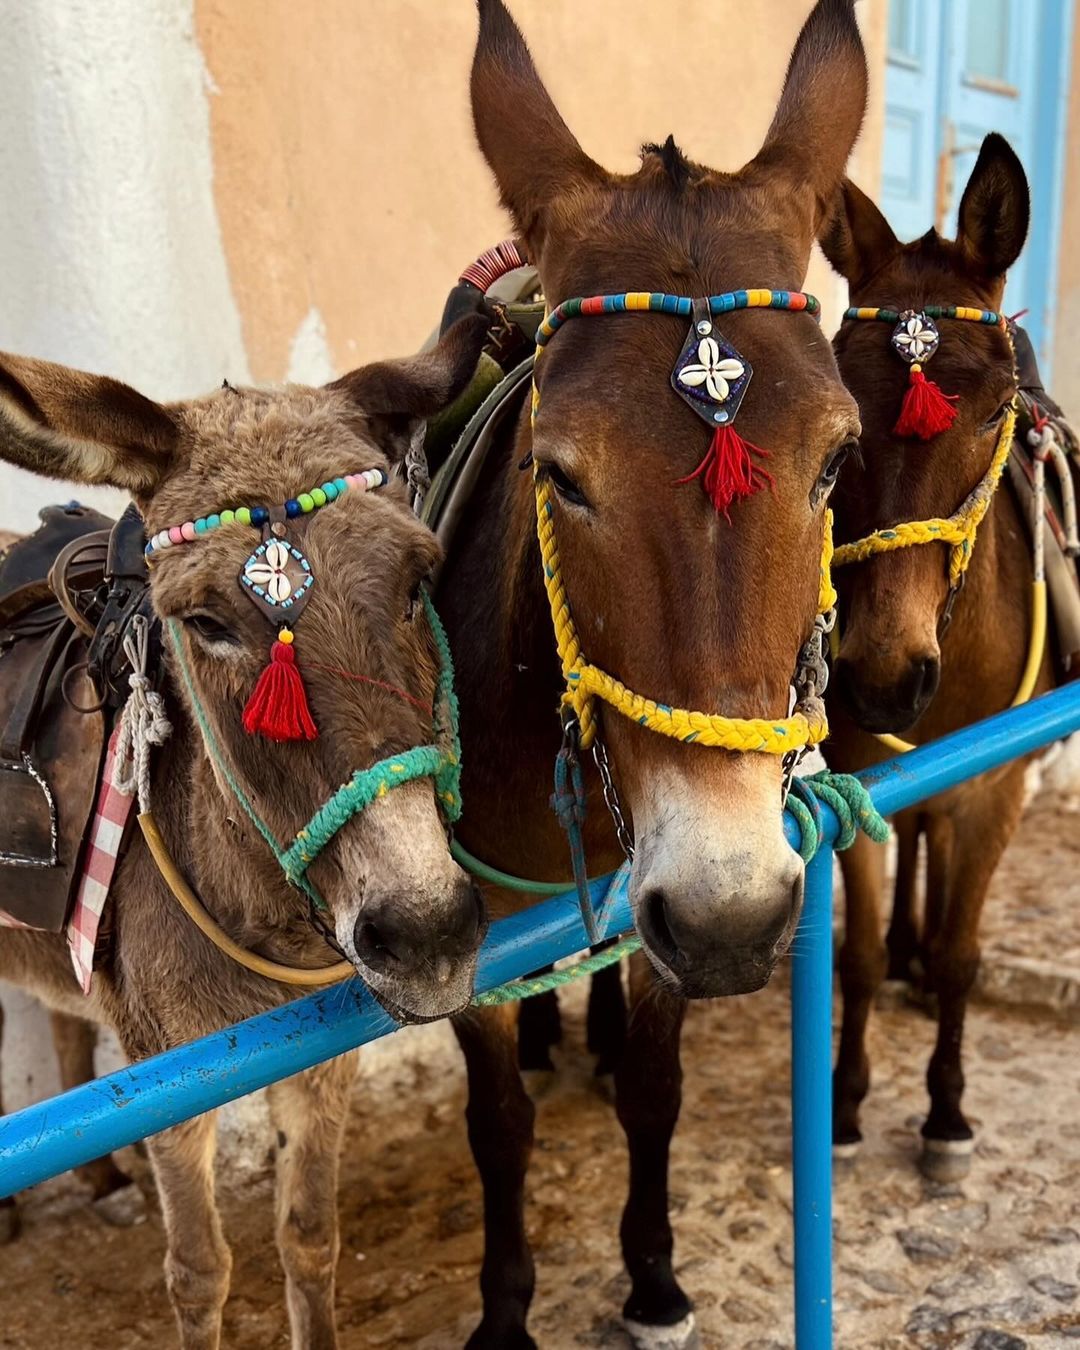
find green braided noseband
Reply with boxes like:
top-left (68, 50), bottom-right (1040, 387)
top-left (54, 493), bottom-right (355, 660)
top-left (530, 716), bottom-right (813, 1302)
top-left (167, 591), bottom-right (462, 908)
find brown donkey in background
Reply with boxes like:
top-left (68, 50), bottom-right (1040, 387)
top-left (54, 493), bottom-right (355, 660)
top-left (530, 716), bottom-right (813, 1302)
top-left (438, 2), bottom-right (867, 1344)
top-left (821, 135), bottom-right (1061, 1181)
top-left (0, 317), bottom-right (487, 1348)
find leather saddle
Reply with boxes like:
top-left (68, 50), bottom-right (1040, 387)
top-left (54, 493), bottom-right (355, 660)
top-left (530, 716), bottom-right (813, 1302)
top-left (0, 502), bottom-right (153, 930)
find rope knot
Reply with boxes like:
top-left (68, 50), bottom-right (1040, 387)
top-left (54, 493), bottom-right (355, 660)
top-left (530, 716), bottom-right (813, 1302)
top-left (787, 769), bottom-right (889, 863)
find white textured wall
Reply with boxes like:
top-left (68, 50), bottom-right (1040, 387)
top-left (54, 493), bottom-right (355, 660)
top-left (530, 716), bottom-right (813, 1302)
top-left (0, 0), bottom-right (251, 1150)
top-left (0, 0), bottom-right (250, 532)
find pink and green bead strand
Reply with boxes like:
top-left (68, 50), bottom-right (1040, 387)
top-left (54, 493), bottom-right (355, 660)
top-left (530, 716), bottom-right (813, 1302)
top-left (145, 468), bottom-right (388, 555)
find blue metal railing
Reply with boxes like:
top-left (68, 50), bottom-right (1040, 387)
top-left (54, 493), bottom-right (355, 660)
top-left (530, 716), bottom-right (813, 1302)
top-left (3, 681), bottom-right (1080, 1347)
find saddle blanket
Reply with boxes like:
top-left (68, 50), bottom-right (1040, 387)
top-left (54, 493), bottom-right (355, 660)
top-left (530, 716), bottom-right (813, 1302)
top-left (0, 728), bottom-right (133, 994)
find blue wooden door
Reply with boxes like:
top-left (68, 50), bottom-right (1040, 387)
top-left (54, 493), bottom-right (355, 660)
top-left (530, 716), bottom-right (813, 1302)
top-left (880, 0), bottom-right (1074, 373)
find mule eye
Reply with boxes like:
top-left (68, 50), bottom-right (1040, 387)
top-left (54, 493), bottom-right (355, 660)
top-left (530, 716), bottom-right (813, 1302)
top-left (984, 400), bottom-right (1012, 429)
top-left (811, 441), bottom-right (855, 507)
top-left (542, 461), bottom-right (589, 508)
top-left (184, 613), bottom-right (237, 645)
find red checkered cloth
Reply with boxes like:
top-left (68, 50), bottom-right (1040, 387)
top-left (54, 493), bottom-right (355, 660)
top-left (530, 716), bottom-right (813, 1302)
top-left (67, 728), bottom-right (135, 993)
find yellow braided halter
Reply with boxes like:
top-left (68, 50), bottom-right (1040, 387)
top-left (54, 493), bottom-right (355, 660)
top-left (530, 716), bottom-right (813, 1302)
top-left (832, 401), bottom-right (1017, 587)
top-left (534, 473), bottom-right (833, 754)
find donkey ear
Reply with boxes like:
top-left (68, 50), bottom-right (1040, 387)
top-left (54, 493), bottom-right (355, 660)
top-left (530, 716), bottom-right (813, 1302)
top-left (819, 179), bottom-right (900, 289)
top-left (749, 0), bottom-right (868, 223)
top-left (470, 0), bottom-right (607, 246)
top-left (956, 133), bottom-right (1030, 279)
top-left (0, 353), bottom-right (178, 494)
top-left (328, 314), bottom-right (489, 460)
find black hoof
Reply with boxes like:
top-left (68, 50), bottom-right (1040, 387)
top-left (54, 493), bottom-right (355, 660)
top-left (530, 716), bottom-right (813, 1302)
top-left (465, 1321), bottom-right (537, 1349)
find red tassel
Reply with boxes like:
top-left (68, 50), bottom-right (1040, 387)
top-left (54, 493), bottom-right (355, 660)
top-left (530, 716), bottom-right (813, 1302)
top-left (893, 365), bottom-right (959, 441)
top-left (242, 629), bottom-right (317, 742)
top-left (677, 423), bottom-right (775, 519)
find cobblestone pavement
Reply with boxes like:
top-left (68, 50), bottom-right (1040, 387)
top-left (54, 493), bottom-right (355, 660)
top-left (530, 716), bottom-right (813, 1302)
top-left (0, 789), bottom-right (1077, 1349)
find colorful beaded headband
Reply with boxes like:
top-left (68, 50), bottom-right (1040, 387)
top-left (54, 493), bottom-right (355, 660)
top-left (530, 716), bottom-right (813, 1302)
top-left (842, 305), bottom-right (1007, 441)
top-left (146, 467), bottom-right (388, 743)
top-left (144, 468), bottom-right (387, 554)
top-left (534, 289), bottom-right (821, 516)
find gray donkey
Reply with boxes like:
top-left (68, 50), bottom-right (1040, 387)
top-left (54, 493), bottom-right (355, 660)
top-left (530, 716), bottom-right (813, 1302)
top-left (0, 314), bottom-right (488, 1348)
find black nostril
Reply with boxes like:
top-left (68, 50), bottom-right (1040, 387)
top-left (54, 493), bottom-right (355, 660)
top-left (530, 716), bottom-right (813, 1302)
top-left (909, 656), bottom-right (940, 710)
top-left (642, 888), bottom-right (680, 967)
top-left (354, 919), bottom-right (400, 972)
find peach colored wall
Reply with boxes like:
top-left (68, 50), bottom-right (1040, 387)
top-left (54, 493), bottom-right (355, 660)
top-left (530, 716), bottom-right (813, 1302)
top-left (195, 0), bottom-right (888, 382)
top-left (1053, 11), bottom-right (1080, 415)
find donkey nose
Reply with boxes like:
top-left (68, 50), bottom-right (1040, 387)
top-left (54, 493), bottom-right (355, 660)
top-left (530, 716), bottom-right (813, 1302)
top-left (353, 879), bottom-right (483, 977)
top-left (637, 858), bottom-right (802, 998)
top-left (834, 652), bottom-right (940, 734)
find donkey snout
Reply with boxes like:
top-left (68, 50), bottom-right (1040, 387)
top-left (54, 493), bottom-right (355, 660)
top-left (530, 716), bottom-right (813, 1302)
top-left (353, 877), bottom-right (484, 978)
top-left (834, 651), bottom-right (940, 734)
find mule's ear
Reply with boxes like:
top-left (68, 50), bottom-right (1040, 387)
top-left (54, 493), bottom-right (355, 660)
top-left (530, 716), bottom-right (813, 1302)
top-left (470, 0), bottom-right (607, 246)
top-left (0, 353), bottom-right (178, 494)
top-left (749, 0), bottom-right (868, 223)
top-left (328, 314), bottom-right (489, 460)
top-left (956, 133), bottom-right (1030, 278)
top-left (819, 180), bottom-right (900, 289)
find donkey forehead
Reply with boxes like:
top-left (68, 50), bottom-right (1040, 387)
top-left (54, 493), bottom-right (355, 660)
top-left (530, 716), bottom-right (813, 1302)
top-left (154, 387), bottom-right (385, 515)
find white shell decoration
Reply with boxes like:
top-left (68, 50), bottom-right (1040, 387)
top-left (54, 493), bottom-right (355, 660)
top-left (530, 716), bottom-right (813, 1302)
top-left (245, 539), bottom-right (293, 602)
top-left (893, 313), bottom-right (939, 363)
top-left (676, 337), bottom-right (746, 403)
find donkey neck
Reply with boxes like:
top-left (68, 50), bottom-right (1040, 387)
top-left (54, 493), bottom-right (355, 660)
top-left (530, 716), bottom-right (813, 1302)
top-left (925, 469), bottom-right (1046, 735)
top-left (439, 404), bottom-right (625, 905)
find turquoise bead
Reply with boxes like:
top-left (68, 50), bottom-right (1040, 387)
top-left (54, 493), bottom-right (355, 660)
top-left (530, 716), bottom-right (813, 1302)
top-left (207, 514), bottom-right (221, 529)
top-left (195, 518), bottom-right (208, 533)
top-left (334, 477), bottom-right (348, 494)
top-left (322, 482), bottom-right (338, 501)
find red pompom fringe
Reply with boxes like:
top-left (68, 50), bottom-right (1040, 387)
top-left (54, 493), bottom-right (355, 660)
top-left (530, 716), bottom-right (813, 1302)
top-left (893, 367), bottom-right (959, 441)
top-left (243, 635), bottom-right (317, 742)
top-left (678, 423), bottom-right (775, 519)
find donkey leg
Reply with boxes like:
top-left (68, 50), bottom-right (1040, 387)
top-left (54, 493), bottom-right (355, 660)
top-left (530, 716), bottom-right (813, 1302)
top-left (516, 975), bottom-right (561, 1072)
top-left (0, 1000), bottom-right (18, 1244)
top-left (920, 775), bottom-right (1023, 1182)
top-left (147, 1111), bottom-right (231, 1350)
top-left (267, 1051), bottom-right (358, 1350)
top-left (586, 957), bottom-right (627, 1078)
top-left (454, 1004), bottom-right (537, 1350)
top-left (616, 953), bottom-right (695, 1350)
top-left (885, 813), bottom-right (921, 982)
top-left (833, 832), bottom-right (888, 1154)
top-left (49, 1011), bottom-right (132, 1201)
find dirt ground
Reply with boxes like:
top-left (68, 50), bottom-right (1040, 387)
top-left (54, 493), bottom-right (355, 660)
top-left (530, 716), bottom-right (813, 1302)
top-left (1, 789), bottom-right (1079, 1350)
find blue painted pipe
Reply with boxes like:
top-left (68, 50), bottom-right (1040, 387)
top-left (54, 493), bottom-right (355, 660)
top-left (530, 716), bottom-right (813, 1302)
top-left (0, 871), bottom-right (632, 1196)
top-left (791, 845), bottom-right (834, 1348)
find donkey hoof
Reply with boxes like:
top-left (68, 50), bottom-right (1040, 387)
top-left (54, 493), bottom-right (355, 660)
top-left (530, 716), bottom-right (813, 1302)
top-left (520, 1067), bottom-right (557, 1101)
top-left (591, 1068), bottom-right (616, 1104)
top-left (464, 1323), bottom-right (537, 1350)
top-left (920, 1136), bottom-right (974, 1183)
top-left (0, 1200), bottom-right (21, 1245)
top-left (623, 1313), bottom-right (700, 1350)
top-left (832, 1139), bottom-right (861, 1169)
top-left (93, 1181), bottom-right (147, 1228)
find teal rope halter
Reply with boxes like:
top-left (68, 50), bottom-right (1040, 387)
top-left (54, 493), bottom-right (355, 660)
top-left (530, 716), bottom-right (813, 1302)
top-left (168, 591), bottom-right (462, 908)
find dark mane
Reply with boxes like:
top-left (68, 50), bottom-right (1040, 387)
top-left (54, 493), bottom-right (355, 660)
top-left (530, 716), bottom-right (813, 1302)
top-left (641, 135), bottom-right (692, 192)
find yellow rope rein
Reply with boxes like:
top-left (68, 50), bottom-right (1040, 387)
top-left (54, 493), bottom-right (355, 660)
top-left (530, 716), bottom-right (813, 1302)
top-left (832, 403), bottom-right (1017, 587)
top-left (534, 472), bottom-right (833, 753)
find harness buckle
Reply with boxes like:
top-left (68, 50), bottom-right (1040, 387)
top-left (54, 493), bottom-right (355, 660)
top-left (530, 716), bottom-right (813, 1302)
top-left (939, 572), bottom-right (965, 636)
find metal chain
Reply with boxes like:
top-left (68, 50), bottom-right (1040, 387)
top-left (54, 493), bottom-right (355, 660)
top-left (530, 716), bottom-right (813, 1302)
top-left (592, 732), bottom-right (635, 861)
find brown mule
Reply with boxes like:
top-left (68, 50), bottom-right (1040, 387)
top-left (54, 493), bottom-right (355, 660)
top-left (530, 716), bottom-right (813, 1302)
top-left (0, 316), bottom-right (488, 1348)
top-left (820, 134), bottom-right (1060, 1181)
top-left (437, 2), bottom-right (868, 1344)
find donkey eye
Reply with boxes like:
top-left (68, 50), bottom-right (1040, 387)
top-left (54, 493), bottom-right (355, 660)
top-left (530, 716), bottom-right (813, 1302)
top-left (542, 461), bottom-right (589, 508)
top-left (983, 400), bottom-right (1012, 430)
top-left (811, 440), bottom-right (855, 507)
top-left (184, 613), bottom-right (238, 645)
